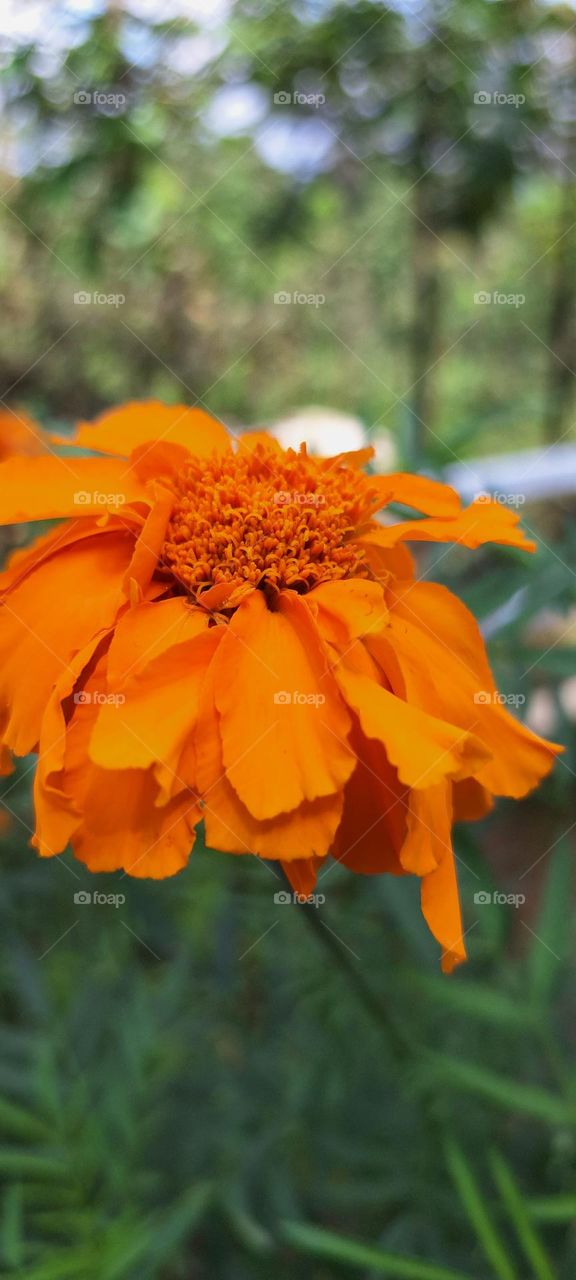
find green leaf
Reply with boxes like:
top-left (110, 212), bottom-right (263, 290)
top-left (0, 1182), bottom-right (24, 1269)
top-left (0, 1096), bottom-right (52, 1144)
top-left (527, 839), bottom-right (573, 1003)
top-left (403, 973), bottom-right (537, 1029)
top-left (489, 1151), bottom-right (555, 1280)
top-left (8, 1247), bottom-right (93, 1280)
top-left (0, 1148), bottom-right (67, 1179)
top-left (528, 1195), bottom-right (576, 1223)
top-left (220, 1195), bottom-right (273, 1254)
top-left (281, 1220), bottom-right (476, 1280)
top-left (428, 1056), bottom-right (573, 1125)
top-left (444, 1139), bottom-right (517, 1280)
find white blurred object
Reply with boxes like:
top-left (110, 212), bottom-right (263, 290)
top-left (526, 678), bottom-right (576, 737)
top-left (445, 444), bottom-right (576, 503)
top-left (269, 407), bottom-right (396, 469)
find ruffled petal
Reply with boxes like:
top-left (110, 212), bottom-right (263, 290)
top-left (123, 486), bottom-right (175, 597)
top-left (72, 771), bottom-right (198, 878)
top-left (58, 401), bottom-right (231, 460)
top-left (0, 407), bottom-right (47, 460)
top-left (334, 643), bottom-right (489, 791)
top-left (212, 589), bottom-right (356, 820)
top-left (453, 777), bottom-right (494, 822)
top-left (332, 726), bottom-right (407, 874)
top-left (236, 431), bottom-right (283, 456)
top-left (280, 857), bottom-right (323, 897)
top-left (34, 652), bottom-right (199, 877)
top-left (401, 783), bottom-right (451, 876)
top-left (0, 455), bottom-right (149, 525)
top-left (384, 581), bottom-right (562, 798)
top-left (105, 598), bottom-right (212, 684)
top-left (356, 498), bottom-right (535, 553)
top-left (368, 473), bottom-right (461, 517)
top-left (418, 784), bottom-right (467, 972)
top-left (307, 579), bottom-right (389, 647)
top-left (193, 664), bottom-right (342, 860)
top-left (2, 517), bottom-right (132, 594)
top-left (361, 540), bottom-right (416, 583)
top-left (0, 531), bottom-right (135, 756)
top-left (89, 628), bottom-right (221, 782)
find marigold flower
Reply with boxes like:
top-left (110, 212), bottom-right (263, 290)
top-left (0, 401), bottom-right (562, 969)
top-left (0, 407), bottom-right (47, 463)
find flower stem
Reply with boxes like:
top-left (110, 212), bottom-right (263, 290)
top-left (279, 867), bottom-right (413, 1063)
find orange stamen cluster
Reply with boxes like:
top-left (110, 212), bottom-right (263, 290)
top-left (161, 444), bottom-right (374, 597)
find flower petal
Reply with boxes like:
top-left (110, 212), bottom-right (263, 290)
top-left (334, 645), bottom-right (489, 790)
top-left (356, 498), bottom-right (535, 553)
top-left (73, 771), bottom-right (198, 878)
top-left (418, 785), bottom-right (467, 972)
top-left (105, 598), bottom-right (213, 686)
top-left (307, 579), bottom-right (388, 647)
top-left (212, 589), bottom-right (356, 820)
top-left (89, 630), bottom-right (222, 779)
top-left (59, 401), bottom-right (231, 459)
top-left (236, 431), bottom-right (283, 456)
top-left (0, 455), bottom-right (149, 525)
top-left (332, 726), bottom-right (407, 874)
top-left (2, 517), bottom-right (132, 594)
top-left (193, 666), bottom-right (342, 860)
top-left (34, 653), bottom-right (199, 877)
top-left (0, 532), bottom-right (135, 755)
top-left (368, 473), bottom-right (461, 517)
top-left (280, 857), bottom-right (323, 897)
top-left (384, 581), bottom-right (562, 798)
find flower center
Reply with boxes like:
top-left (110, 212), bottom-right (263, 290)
top-left (161, 445), bottom-right (374, 598)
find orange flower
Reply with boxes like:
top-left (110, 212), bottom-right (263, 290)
top-left (0, 401), bottom-right (562, 969)
top-left (0, 407), bottom-right (47, 462)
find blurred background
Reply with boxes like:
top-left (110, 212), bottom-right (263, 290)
top-left (1, 1), bottom-right (576, 1277)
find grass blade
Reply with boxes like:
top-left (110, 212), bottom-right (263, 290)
top-left (444, 1138), bottom-right (517, 1280)
top-left (489, 1151), bottom-right (555, 1280)
top-left (281, 1219), bottom-right (476, 1280)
